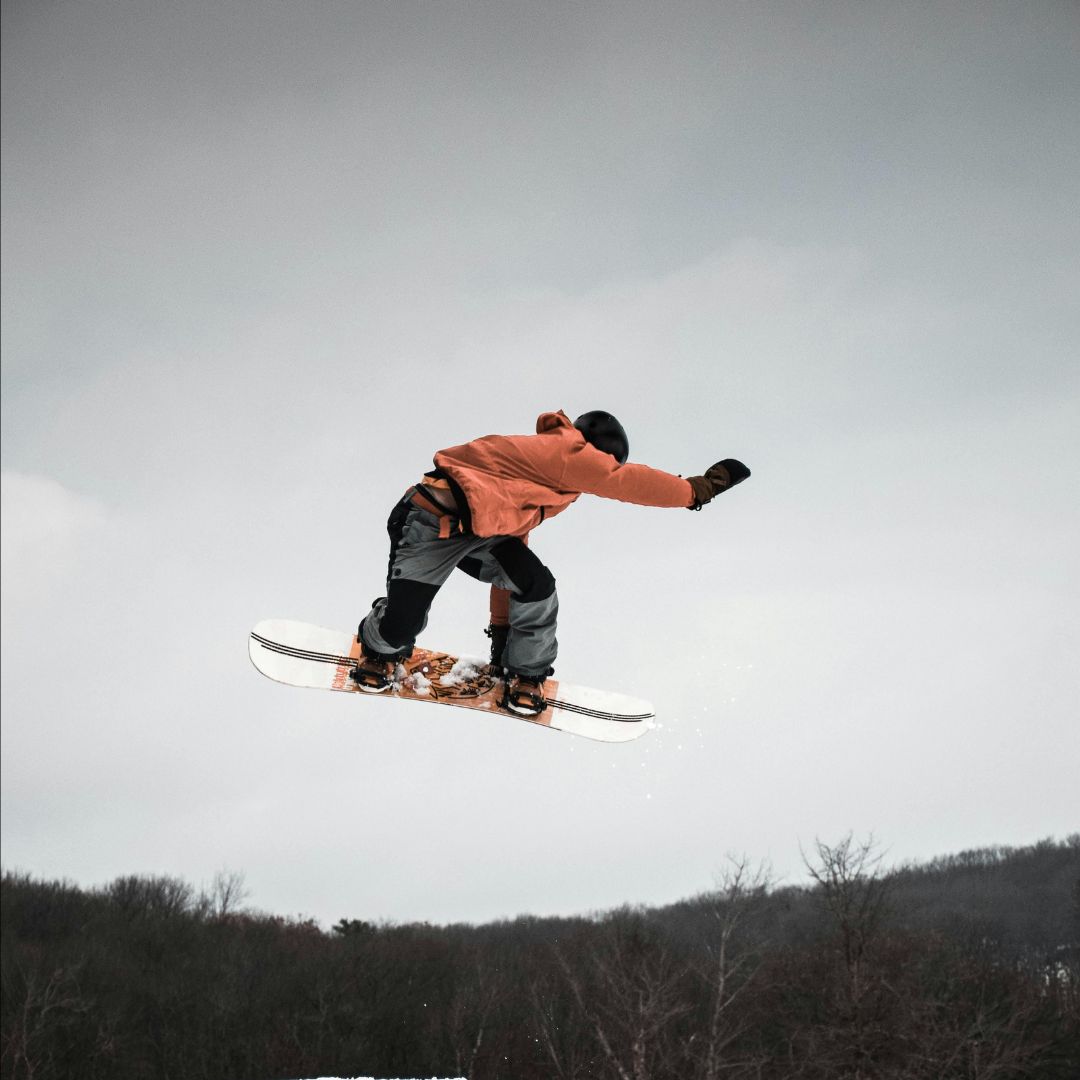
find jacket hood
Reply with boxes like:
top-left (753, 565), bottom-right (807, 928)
top-left (535, 410), bottom-right (576, 434)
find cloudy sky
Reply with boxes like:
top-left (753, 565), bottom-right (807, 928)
top-left (3, 0), bottom-right (1077, 926)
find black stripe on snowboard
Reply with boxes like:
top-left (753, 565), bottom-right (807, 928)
top-left (251, 632), bottom-right (352, 667)
top-left (547, 700), bottom-right (654, 723)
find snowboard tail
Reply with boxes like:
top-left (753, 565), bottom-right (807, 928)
top-left (249, 620), bottom-right (653, 743)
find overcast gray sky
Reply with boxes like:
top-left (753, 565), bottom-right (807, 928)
top-left (2, 0), bottom-right (1078, 926)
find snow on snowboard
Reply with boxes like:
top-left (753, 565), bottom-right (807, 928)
top-left (249, 619), bottom-right (654, 743)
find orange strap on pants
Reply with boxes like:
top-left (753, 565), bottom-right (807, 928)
top-left (407, 486), bottom-right (460, 540)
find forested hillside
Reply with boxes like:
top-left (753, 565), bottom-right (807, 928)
top-left (3, 835), bottom-right (1077, 1079)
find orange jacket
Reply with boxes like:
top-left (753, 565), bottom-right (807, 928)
top-left (432, 410), bottom-right (694, 539)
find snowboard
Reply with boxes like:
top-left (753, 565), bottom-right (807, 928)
top-left (249, 619), bottom-right (654, 743)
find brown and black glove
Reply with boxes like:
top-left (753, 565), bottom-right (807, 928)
top-left (687, 458), bottom-right (751, 509)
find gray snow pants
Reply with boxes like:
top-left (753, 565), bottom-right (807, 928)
top-left (360, 494), bottom-right (558, 677)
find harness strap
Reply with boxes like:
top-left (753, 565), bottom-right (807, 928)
top-left (407, 485), bottom-right (460, 540)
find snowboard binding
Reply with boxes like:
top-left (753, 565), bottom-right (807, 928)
top-left (349, 630), bottom-right (398, 693)
top-left (501, 673), bottom-right (548, 717)
top-left (349, 658), bottom-right (394, 693)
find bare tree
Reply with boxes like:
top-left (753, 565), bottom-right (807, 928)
top-left (106, 874), bottom-right (194, 920)
top-left (531, 971), bottom-right (595, 1080)
top-left (798, 833), bottom-right (895, 1078)
top-left (555, 910), bottom-right (691, 1080)
top-left (448, 946), bottom-right (507, 1079)
top-left (203, 869), bottom-right (250, 920)
top-left (804, 833), bottom-right (891, 1011)
top-left (687, 855), bottom-right (772, 1080)
top-left (0, 962), bottom-right (91, 1080)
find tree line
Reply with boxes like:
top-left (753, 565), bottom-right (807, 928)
top-left (2, 835), bottom-right (1077, 1080)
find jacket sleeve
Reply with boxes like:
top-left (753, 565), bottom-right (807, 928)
top-left (559, 444), bottom-right (694, 508)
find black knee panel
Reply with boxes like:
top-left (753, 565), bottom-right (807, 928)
top-left (380, 579), bottom-right (439, 649)
top-left (491, 539), bottom-right (557, 604)
top-left (457, 556), bottom-right (484, 581)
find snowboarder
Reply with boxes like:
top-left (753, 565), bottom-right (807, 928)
top-left (351, 410), bottom-right (750, 715)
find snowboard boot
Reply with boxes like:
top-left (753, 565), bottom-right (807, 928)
top-left (349, 628), bottom-right (397, 693)
top-left (485, 623), bottom-right (509, 671)
top-left (501, 672), bottom-right (548, 717)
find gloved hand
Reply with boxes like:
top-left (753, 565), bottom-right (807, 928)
top-left (687, 459), bottom-right (751, 508)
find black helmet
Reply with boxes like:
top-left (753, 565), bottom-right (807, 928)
top-left (574, 411), bottom-right (629, 465)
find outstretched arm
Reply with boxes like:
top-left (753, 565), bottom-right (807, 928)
top-left (561, 444), bottom-right (695, 508)
top-left (561, 443), bottom-right (750, 510)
